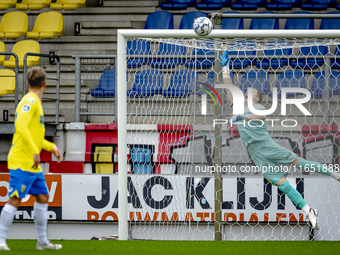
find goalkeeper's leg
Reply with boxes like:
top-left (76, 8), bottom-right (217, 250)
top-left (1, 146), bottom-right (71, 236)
top-left (291, 157), bottom-right (340, 181)
top-left (274, 177), bottom-right (318, 230)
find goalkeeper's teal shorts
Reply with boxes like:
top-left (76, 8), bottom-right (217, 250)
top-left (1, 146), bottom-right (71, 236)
top-left (247, 139), bottom-right (298, 186)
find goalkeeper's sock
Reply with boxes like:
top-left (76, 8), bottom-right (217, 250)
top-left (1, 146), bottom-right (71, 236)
top-left (295, 158), bottom-right (332, 176)
top-left (0, 204), bottom-right (16, 244)
top-left (34, 202), bottom-right (49, 245)
top-left (278, 181), bottom-right (307, 209)
top-left (302, 205), bottom-right (311, 215)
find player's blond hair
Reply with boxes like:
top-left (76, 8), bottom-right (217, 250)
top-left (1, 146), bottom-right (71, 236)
top-left (253, 88), bottom-right (262, 103)
top-left (26, 66), bottom-right (46, 88)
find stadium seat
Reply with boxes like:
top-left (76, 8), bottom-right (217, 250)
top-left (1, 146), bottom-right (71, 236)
top-left (127, 69), bottom-right (163, 97)
top-left (160, 0), bottom-right (195, 10)
top-left (50, 0), bottom-right (86, 10)
top-left (229, 40), bottom-right (256, 69)
top-left (249, 11), bottom-right (279, 29)
top-left (27, 12), bottom-right (63, 39)
top-left (256, 40), bottom-right (292, 69)
top-left (331, 45), bottom-right (340, 69)
top-left (273, 70), bottom-right (306, 98)
top-left (230, 0), bottom-right (265, 10)
top-left (240, 70), bottom-right (270, 95)
top-left (0, 0), bottom-right (16, 10)
top-left (0, 41), bottom-right (5, 65)
top-left (162, 70), bottom-right (197, 97)
top-left (319, 12), bottom-right (340, 29)
top-left (132, 148), bottom-right (152, 174)
top-left (290, 41), bottom-right (328, 69)
top-left (3, 40), bottom-right (40, 69)
top-left (284, 11), bottom-right (314, 29)
top-left (222, 12), bottom-right (244, 29)
top-left (0, 12), bottom-right (28, 39)
top-left (144, 11), bottom-right (174, 29)
top-left (300, 0), bottom-right (335, 11)
top-left (0, 69), bottom-right (15, 96)
top-left (265, 0), bottom-right (300, 10)
top-left (16, 0), bottom-right (51, 10)
top-left (185, 40), bottom-right (215, 69)
top-left (126, 40), bottom-right (151, 68)
top-left (195, 0), bottom-right (230, 10)
top-left (179, 11), bottom-right (208, 29)
top-left (149, 42), bottom-right (186, 69)
top-left (310, 71), bottom-right (340, 98)
top-left (91, 69), bottom-right (116, 98)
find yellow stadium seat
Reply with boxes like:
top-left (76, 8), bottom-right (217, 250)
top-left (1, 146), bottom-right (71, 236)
top-left (0, 12), bottom-right (28, 39)
top-left (0, 0), bottom-right (16, 10)
top-left (3, 40), bottom-right (40, 68)
top-left (16, 0), bottom-right (51, 10)
top-left (0, 69), bottom-right (15, 96)
top-left (50, 0), bottom-right (85, 10)
top-left (0, 41), bottom-right (5, 65)
top-left (27, 12), bottom-right (63, 39)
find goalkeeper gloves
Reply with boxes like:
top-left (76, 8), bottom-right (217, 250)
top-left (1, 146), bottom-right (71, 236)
top-left (229, 115), bottom-right (250, 125)
top-left (220, 50), bottom-right (231, 74)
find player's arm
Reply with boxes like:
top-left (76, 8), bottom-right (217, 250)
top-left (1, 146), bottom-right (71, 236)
top-left (42, 140), bottom-right (62, 163)
top-left (221, 50), bottom-right (234, 106)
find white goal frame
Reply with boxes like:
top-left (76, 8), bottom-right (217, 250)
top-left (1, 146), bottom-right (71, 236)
top-left (117, 29), bottom-right (340, 241)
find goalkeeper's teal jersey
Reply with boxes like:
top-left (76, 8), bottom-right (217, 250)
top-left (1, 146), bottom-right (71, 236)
top-left (233, 103), bottom-right (272, 147)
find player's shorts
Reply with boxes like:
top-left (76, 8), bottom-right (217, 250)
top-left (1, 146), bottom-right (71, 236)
top-left (8, 168), bottom-right (49, 199)
top-left (247, 139), bottom-right (298, 186)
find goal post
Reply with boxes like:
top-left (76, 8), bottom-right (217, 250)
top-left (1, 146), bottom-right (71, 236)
top-left (117, 28), bottom-right (340, 241)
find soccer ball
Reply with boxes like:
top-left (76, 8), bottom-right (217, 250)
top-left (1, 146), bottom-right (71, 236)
top-left (193, 17), bottom-right (213, 36)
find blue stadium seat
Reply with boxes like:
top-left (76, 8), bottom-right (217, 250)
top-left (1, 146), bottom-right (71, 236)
top-left (91, 69), bottom-right (116, 98)
top-left (229, 40), bottom-right (256, 69)
top-left (249, 11), bottom-right (279, 29)
top-left (126, 40), bottom-right (151, 68)
top-left (265, 0), bottom-right (300, 10)
top-left (160, 0), bottom-right (195, 10)
top-left (331, 45), bottom-right (340, 69)
top-left (284, 11), bottom-right (314, 29)
top-left (300, 0), bottom-right (335, 11)
top-left (195, 0), bottom-right (230, 10)
top-left (132, 148), bottom-right (152, 174)
top-left (150, 42), bottom-right (186, 69)
top-left (230, 0), bottom-right (265, 10)
top-left (273, 70), bottom-right (306, 98)
top-left (179, 11), bottom-right (208, 29)
top-left (222, 12), bottom-right (244, 29)
top-left (144, 11), bottom-right (174, 29)
top-left (127, 70), bottom-right (163, 97)
top-left (290, 41), bottom-right (328, 69)
top-left (319, 12), bottom-right (340, 29)
top-left (162, 70), bottom-right (197, 97)
top-left (310, 71), bottom-right (340, 98)
top-left (185, 40), bottom-right (215, 69)
top-left (240, 70), bottom-right (270, 95)
top-left (256, 40), bottom-right (292, 69)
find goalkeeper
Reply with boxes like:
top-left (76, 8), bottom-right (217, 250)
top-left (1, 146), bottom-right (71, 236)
top-left (221, 50), bottom-right (340, 230)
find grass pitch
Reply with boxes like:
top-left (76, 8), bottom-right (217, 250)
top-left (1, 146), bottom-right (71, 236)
top-left (6, 240), bottom-right (340, 255)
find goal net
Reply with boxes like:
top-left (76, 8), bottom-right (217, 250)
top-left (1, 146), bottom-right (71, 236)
top-left (117, 29), bottom-right (340, 241)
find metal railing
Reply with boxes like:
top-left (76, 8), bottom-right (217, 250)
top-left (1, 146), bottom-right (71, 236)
top-left (23, 53), bottom-right (61, 124)
top-left (73, 55), bottom-right (117, 122)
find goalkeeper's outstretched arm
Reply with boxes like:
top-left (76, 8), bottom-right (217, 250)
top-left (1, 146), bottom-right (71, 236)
top-left (220, 50), bottom-right (234, 106)
top-left (221, 50), bottom-right (267, 122)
